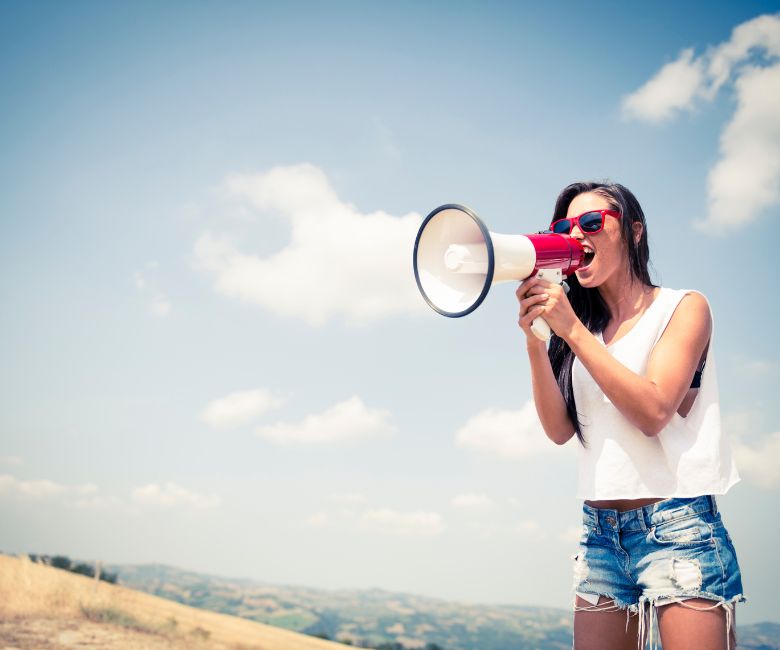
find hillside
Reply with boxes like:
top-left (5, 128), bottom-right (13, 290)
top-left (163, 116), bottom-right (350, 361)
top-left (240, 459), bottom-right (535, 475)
top-left (4, 556), bottom-right (777, 650)
top-left (112, 563), bottom-right (573, 649)
top-left (111, 563), bottom-right (780, 650)
top-left (0, 555), bottom-right (353, 650)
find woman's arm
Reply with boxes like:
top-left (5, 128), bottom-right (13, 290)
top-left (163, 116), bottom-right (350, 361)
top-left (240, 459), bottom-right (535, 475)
top-left (536, 281), bottom-right (711, 436)
top-left (517, 283), bottom-right (576, 445)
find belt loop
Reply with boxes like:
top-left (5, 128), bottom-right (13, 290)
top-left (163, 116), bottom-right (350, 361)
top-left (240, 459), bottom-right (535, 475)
top-left (709, 494), bottom-right (718, 515)
top-left (583, 504), bottom-right (600, 535)
top-left (642, 503), bottom-right (654, 530)
top-left (638, 505), bottom-right (648, 532)
top-left (642, 503), bottom-right (658, 530)
top-left (589, 506), bottom-right (602, 535)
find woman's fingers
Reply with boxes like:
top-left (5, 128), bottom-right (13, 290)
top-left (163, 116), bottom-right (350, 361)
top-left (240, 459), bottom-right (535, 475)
top-left (516, 278), bottom-right (536, 300)
top-left (516, 277), bottom-right (561, 338)
top-left (516, 277), bottom-right (555, 301)
top-left (519, 292), bottom-right (549, 315)
top-left (518, 296), bottom-right (548, 335)
top-left (516, 279), bottom-right (544, 302)
top-left (518, 304), bottom-right (546, 329)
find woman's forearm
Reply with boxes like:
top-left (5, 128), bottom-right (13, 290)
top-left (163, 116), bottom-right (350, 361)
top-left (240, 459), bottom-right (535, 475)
top-left (565, 322), bottom-right (670, 435)
top-left (526, 339), bottom-right (575, 444)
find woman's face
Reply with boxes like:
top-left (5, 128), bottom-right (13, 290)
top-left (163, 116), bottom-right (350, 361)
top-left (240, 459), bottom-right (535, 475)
top-left (565, 192), bottom-right (628, 289)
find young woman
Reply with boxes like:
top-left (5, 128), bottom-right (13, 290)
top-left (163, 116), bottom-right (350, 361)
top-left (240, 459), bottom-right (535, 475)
top-left (516, 182), bottom-right (745, 650)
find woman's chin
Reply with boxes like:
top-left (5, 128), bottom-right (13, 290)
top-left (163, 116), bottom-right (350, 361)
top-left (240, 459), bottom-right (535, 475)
top-left (575, 266), bottom-right (595, 286)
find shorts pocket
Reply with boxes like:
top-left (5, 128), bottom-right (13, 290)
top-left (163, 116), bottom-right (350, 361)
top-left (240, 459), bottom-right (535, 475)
top-left (579, 522), bottom-right (597, 543)
top-left (650, 517), bottom-right (713, 547)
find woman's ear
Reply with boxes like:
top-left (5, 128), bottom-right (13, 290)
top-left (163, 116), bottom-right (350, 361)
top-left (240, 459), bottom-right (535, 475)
top-left (632, 221), bottom-right (643, 245)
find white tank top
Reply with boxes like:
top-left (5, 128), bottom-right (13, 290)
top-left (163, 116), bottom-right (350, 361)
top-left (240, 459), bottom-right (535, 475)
top-left (572, 287), bottom-right (740, 500)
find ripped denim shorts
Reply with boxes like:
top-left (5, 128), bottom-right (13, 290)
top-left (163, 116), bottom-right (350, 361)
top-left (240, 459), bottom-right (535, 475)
top-left (573, 495), bottom-right (745, 615)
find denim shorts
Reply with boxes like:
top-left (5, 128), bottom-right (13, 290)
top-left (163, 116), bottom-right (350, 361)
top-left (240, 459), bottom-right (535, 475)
top-left (573, 495), bottom-right (745, 613)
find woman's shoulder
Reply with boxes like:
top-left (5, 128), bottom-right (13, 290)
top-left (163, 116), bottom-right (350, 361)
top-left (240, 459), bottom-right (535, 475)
top-left (659, 287), bottom-right (712, 334)
top-left (658, 287), bottom-right (711, 311)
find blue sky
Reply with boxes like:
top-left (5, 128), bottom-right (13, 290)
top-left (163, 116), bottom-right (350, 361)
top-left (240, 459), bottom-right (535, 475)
top-left (1, 0), bottom-right (779, 627)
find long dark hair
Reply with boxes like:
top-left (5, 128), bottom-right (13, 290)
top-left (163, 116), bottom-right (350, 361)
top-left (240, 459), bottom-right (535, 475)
top-left (547, 182), bottom-right (656, 444)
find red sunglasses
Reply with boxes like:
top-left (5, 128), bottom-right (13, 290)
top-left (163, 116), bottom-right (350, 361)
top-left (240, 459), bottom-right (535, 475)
top-left (549, 209), bottom-right (621, 235)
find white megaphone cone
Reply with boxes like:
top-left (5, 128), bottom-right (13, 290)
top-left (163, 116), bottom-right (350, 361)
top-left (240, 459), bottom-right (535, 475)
top-left (413, 204), bottom-right (585, 341)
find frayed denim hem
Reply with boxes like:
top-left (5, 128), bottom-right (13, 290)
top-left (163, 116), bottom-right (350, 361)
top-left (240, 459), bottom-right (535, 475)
top-left (572, 592), bottom-right (746, 650)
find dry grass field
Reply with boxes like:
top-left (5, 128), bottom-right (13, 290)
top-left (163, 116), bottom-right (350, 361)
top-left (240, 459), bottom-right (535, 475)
top-left (0, 555), bottom-right (352, 649)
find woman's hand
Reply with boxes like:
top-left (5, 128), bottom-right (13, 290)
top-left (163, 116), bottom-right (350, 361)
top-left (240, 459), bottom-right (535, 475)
top-left (516, 277), bottom-right (549, 340)
top-left (516, 276), bottom-right (581, 341)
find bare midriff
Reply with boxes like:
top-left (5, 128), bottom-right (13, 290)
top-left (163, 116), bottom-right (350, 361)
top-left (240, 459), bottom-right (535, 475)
top-left (585, 497), bottom-right (664, 512)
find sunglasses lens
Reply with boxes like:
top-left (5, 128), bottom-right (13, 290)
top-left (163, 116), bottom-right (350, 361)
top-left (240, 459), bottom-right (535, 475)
top-left (551, 220), bottom-right (572, 234)
top-left (579, 212), bottom-right (604, 232)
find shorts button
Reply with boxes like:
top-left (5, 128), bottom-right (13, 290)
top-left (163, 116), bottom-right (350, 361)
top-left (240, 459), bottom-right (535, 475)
top-left (606, 516), bottom-right (616, 527)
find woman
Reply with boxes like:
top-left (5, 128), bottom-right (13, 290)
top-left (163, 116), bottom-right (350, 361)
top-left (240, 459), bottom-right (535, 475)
top-left (516, 182), bottom-right (744, 650)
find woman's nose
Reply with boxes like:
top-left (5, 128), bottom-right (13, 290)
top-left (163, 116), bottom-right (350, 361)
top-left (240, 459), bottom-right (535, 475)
top-left (570, 224), bottom-right (585, 239)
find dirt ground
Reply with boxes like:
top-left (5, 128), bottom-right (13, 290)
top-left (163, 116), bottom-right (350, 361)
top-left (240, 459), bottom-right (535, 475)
top-left (0, 618), bottom-right (227, 650)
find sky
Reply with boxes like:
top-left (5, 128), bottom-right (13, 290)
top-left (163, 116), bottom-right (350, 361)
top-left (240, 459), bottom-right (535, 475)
top-left (1, 0), bottom-right (779, 626)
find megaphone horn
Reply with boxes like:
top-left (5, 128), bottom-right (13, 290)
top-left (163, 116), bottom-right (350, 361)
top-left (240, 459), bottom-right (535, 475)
top-left (412, 204), bottom-right (584, 340)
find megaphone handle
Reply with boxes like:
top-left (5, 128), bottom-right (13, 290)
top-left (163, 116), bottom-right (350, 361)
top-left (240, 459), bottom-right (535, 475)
top-left (530, 317), bottom-right (552, 341)
top-left (530, 268), bottom-right (564, 342)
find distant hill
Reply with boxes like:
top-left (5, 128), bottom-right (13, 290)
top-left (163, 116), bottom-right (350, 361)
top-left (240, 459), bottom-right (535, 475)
top-left (110, 563), bottom-right (780, 650)
top-left (109, 563), bottom-right (574, 649)
top-left (0, 555), bottom-right (353, 650)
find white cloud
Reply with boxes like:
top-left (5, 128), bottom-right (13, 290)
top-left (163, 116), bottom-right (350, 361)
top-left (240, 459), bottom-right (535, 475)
top-left (0, 474), bottom-right (118, 509)
top-left (132, 482), bottom-right (220, 509)
top-left (622, 13), bottom-right (780, 231)
top-left (17, 479), bottom-right (67, 499)
top-left (360, 508), bottom-right (444, 536)
top-left (732, 431), bottom-right (780, 488)
top-left (451, 493), bottom-right (494, 511)
top-left (255, 396), bottom-right (394, 445)
top-left (455, 401), bottom-right (557, 459)
top-left (194, 163), bottom-right (424, 325)
top-left (621, 48), bottom-right (705, 123)
top-left (67, 483), bottom-right (119, 509)
top-left (707, 14), bottom-right (780, 91)
top-left (201, 388), bottom-right (285, 430)
top-left (0, 455), bottom-right (22, 466)
top-left (703, 62), bottom-right (780, 231)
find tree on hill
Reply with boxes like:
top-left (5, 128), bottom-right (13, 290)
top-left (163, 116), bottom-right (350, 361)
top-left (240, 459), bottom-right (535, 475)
top-left (50, 555), bottom-right (72, 570)
top-left (72, 562), bottom-right (95, 578)
top-left (27, 554), bottom-right (117, 584)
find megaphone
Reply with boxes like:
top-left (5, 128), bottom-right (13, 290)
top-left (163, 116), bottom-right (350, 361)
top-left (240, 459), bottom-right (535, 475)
top-left (413, 204), bottom-right (585, 341)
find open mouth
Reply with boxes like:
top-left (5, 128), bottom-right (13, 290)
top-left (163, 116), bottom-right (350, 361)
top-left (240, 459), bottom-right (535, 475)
top-left (582, 247), bottom-right (595, 268)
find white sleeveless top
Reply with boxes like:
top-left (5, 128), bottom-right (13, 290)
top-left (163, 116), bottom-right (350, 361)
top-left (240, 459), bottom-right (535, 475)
top-left (572, 288), bottom-right (740, 499)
